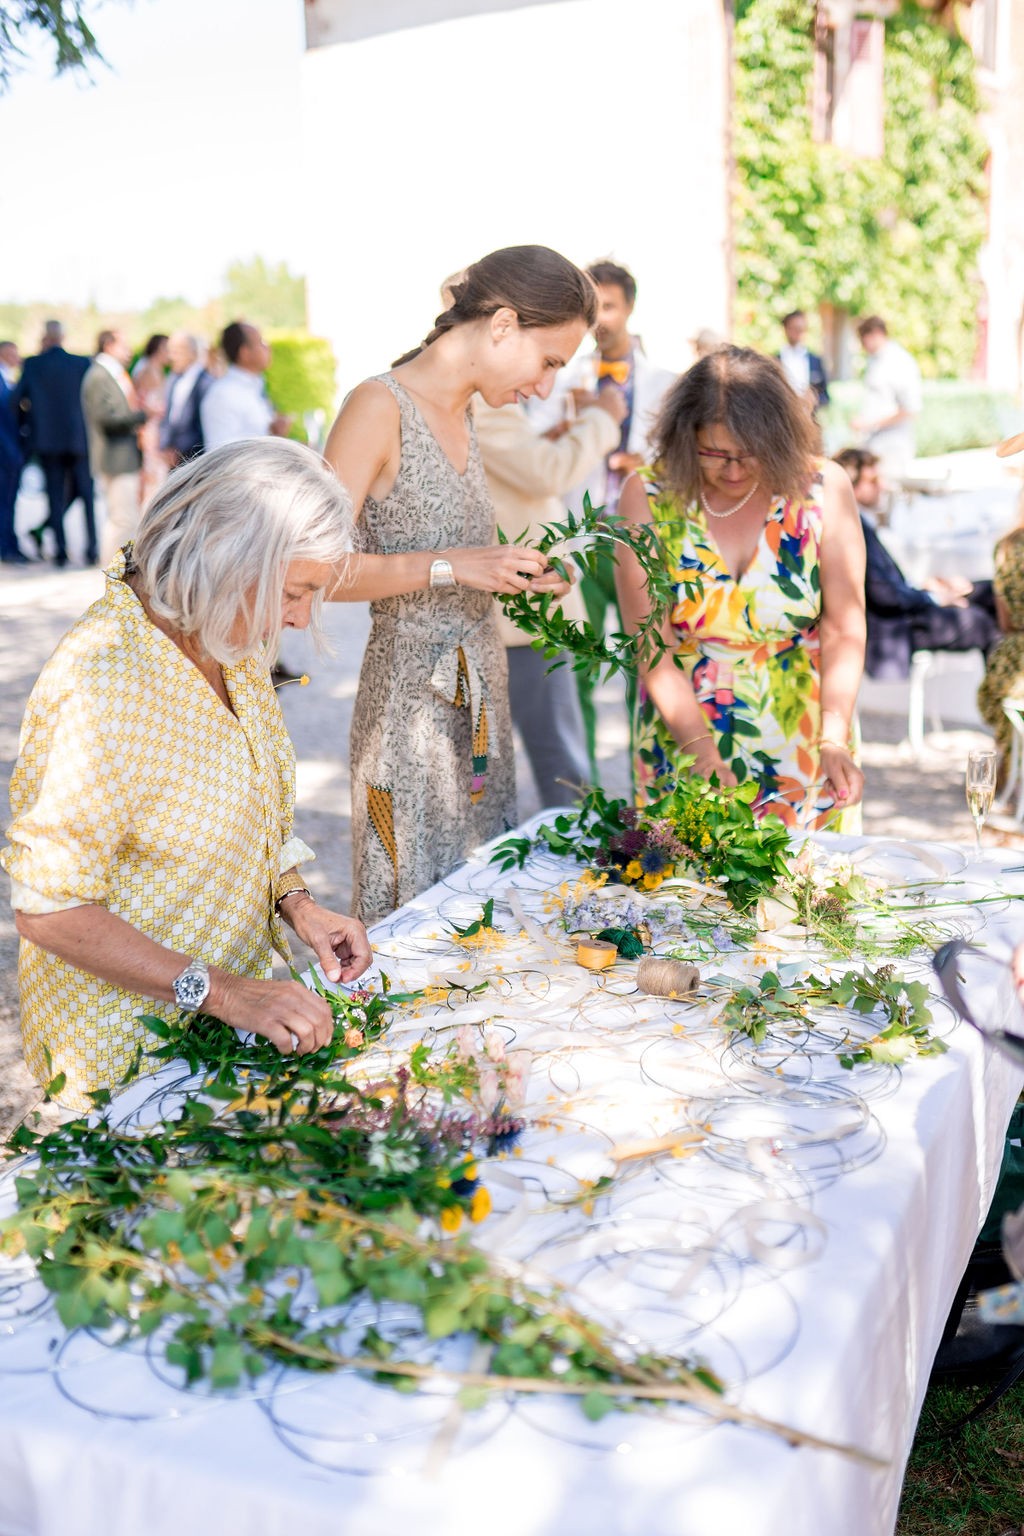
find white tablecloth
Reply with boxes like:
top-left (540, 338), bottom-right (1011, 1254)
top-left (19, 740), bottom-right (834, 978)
top-left (1, 825), bottom-right (1022, 1536)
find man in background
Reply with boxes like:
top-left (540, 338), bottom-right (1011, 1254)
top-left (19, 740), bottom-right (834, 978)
top-left (81, 330), bottom-right (149, 564)
top-left (15, 320), bottom-right (95, 567)
top-left (852, 316), bottom-right (922, 478)
top-left (531, 260), bottom-right (678, 778)
top-left (475, 384), bottom-right (627, 807)
top-left (777, 309), bottom-right (829, 414)
top-left (200, 321), bottom-right (290, 449)
top-left (160, 333), bottom-right (212, 466)
top-left (835, 447), bottom-right (999, 680)
top-left (0, 341), bottom-right (26, 563)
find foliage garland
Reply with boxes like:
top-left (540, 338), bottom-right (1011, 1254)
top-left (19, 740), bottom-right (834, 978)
top-left (498, 496), bottom-right (677, 681)
top-left (0, 992), bottom-right (725, 1418)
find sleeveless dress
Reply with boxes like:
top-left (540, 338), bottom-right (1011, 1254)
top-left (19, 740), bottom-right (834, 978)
top-left (634, 470), bottom-right (855, 832)
top-left (350, 376), bottom-right (516, 924)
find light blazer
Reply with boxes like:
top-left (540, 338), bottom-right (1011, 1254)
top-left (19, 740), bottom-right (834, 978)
top-left (473, 398), bottom-right (621, 648)
top-left (528, 341), bottom-right (678, 516)
top-left (81, 362), bottom-right (146, 479)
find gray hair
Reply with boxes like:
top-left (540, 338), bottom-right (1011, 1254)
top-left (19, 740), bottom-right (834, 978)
top-left (132, 438), bottom-right (352, 664)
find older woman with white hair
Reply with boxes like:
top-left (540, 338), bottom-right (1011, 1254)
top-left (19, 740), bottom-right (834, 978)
top-left (2, 438), bottom-right (372, 1109)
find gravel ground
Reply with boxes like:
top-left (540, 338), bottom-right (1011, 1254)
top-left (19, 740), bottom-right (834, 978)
top-left (2, 559), bottom-right (1020, 1138)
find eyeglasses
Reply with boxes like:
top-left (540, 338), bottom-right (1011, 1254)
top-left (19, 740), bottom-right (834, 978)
top-left (932, 940), bottom-right (1024, 1066)
top-left (697, 449), bottom-right (758, 469)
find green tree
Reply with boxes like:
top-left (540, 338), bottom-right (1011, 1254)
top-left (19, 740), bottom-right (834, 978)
top-left (734, 0), bottom-right (988, 377)
top-left (0, 1), bottom-right (127, 90)
top-left (222, 257), bottom-right (307, 332)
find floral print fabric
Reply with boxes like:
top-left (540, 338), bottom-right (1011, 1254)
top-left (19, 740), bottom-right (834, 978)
top-left (978, 531), bottom-right (1024, 766)
top-left (635, 473), bottom-right (847, 831)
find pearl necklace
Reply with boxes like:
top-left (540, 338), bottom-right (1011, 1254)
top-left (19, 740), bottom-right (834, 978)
top-left (700, 482), bottom-right (760, 519)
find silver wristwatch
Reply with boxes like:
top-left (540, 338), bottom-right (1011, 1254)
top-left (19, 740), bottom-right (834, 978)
top-left (172, 959), bottom-right (211, 1016)
top-left (429, 558), bottom-right (456, 589)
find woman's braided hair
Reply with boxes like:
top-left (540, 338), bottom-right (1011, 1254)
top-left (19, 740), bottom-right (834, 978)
top-left (392, 245), bottom-right (596, 367)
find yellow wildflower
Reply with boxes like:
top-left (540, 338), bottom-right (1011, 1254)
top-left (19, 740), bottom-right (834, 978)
top-left (440, 1205), bottom-right (463, 1233)
top-left (642, 871), bottom-right (664, 890)
top-left (625, 860), bottom-right (643, 881)
top-left (470, 1186), bottom-right (492, 1223)
top-left (462, 1161), bottom-right (479, 1182)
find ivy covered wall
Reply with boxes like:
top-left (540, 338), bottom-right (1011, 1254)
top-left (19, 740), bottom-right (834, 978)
top-left (733, 0), bottom-right (988, 377)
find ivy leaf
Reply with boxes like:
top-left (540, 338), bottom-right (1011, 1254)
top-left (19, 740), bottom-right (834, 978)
top-left (581, 1390), bottom-right (616, 1422)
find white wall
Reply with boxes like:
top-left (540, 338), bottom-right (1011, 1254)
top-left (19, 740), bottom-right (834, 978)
top-left (300, 0), bottom-right (731, 400)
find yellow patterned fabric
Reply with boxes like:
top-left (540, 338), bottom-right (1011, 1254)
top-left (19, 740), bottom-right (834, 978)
top-left (2, 551), bottom-right (314, 1109)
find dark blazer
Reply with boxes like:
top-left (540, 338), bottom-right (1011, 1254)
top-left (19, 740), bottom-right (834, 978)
top-left (863, 513), bottom-right (947, 679)
top-left (15, 347), bottom-right (91, 458)
top-left (807, 351), bottom-right (829, 410)
top-left (160, 367), bottom-right (212, 460)
top-left (0, 372), bottom-right (22, 472)
top-left (775, 349), bottom-right (830, 410)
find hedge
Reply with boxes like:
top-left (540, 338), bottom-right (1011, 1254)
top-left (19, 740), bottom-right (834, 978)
top-left (822, 380), bottom-right (1023, 458)
top-left (266, 331), bottom-right (337, 446)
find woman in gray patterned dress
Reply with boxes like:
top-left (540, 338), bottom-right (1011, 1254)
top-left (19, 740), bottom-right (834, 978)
top-left (325, 246), bottom-right (597, 924)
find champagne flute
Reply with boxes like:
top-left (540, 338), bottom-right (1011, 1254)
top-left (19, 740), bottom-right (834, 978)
top-left (965, 748), bottom-right (998, 858)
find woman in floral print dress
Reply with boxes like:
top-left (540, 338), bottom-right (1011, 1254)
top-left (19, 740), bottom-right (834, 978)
top-left (616, 347), bottom-right (866, 831)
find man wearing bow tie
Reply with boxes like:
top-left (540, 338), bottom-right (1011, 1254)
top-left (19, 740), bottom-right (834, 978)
top-left (529, 261), bottom-right (678, 778)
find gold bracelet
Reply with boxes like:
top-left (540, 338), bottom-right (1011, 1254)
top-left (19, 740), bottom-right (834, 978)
top-left (817, 737), bottom-right (848, 750)
top-left (679, 731), bottom-right (713, 751)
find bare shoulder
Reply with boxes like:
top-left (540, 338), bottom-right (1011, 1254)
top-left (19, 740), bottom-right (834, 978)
top-left (619, 470), bottom-right (656, 527)
top-left (333, 377), bottom-right (401, 431)
top-left (817, 458), bottom-right (859, 520)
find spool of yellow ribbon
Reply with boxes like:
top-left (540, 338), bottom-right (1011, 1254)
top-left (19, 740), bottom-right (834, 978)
top-left (575, 938), bottom-right (618, 972)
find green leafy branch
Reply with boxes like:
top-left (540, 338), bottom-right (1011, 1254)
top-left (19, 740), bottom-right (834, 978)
top-left (708, 964), bottom-right (947, 1067)
top-left (497, 495), bottom-right (678, 681)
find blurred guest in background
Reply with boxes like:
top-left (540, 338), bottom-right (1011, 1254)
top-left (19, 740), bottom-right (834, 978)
top-left (836, 448), bottom-right (999, 681)
top-left (200, 321), bottom-right (290, 450)
top-left (131, 333), bottom-right (169, 503)
top-left (777, 309), bottom-right (829, 414)
top-left (532, 260), bottom-right (678, 778)
top-left (160, 333), bottom-right (212, 466)
top-left (82, 330), bottom-right (149, 564)
top-left (475, 381), bottom-right (626, 805)
top-left (978, 432), bottom-right (1024, 779)
top-left (15, 320), bottom-right (95, 567)
top-left (851, 316), bottom-right (922, 478)
top-left (0, 341), bottom-right (26, 563)
top-left (690, 327), bottom-right (726, 363)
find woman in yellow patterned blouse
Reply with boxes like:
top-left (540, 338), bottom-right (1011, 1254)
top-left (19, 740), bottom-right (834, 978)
top-left (3, 439), bottom-right (372, 1109)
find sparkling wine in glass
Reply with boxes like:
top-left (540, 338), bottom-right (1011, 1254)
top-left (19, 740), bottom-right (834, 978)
top-left (965, 748), bottom-right (997, 858)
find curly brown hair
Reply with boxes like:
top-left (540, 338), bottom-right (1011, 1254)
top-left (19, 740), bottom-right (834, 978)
top-left (651, 346), bottom-right (821, 506)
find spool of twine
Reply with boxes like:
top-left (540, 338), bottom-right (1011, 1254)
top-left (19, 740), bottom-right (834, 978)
top-left (637, 956), bottom-right (700, 998)
top-left (575, 939), bottom-right (618, 972)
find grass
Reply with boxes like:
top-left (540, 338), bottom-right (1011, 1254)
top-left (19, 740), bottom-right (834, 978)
top-left (898, 1380), bottom-right (1024, 1535)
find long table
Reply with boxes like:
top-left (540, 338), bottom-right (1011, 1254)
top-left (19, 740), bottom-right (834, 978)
top-left (1, 823), bottom-right (1022, 1536)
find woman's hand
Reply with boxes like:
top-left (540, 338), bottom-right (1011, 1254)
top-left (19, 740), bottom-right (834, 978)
top-left (208, 972), bottom-right (335, 1055)
top-left (1012, 944), bottom-right (1024, 1004)
top-left (820, 742), bottom-right (864, 810)
top-left (689, 736), bottom-right (738, 789)
top-left (446, 544), bottom-right (551, 595)
top-left (280, 894), bottom-right (373, 985)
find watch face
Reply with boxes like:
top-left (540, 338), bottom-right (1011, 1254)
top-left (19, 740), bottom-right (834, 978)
top-left (175, 967), bottom-right (209, 1011)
